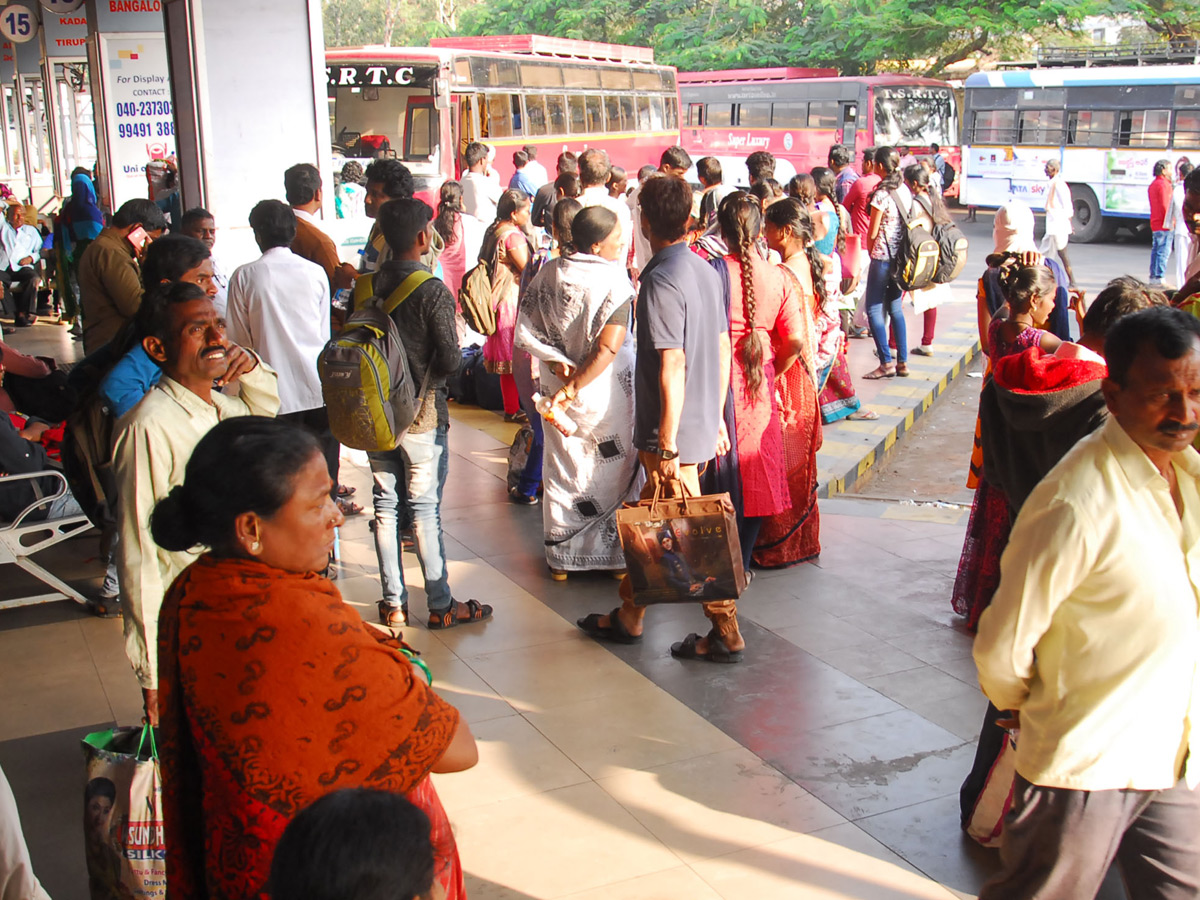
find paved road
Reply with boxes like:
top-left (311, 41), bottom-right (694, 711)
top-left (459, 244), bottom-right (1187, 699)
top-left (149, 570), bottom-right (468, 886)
top-left (853, 209), bottom-right (1153, 505)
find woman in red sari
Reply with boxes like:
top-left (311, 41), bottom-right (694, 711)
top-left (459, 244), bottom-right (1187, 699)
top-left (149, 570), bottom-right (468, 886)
top-left (712, 192), bottom-right (808, 570)
top-left (153, 417), bottom-right (476, 900)
top-left (753, 198), bottom-right (826, 567)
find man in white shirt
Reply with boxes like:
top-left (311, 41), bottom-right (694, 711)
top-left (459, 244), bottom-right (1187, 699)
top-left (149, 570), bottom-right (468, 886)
top-left (0, 204), bottom-right (43, 327)
top-left (521, 144), bottom-right (548, 189)
top-left (974, 305), bottom-right (1200, 899)
top-left (1042, 159), bottom-right (1077, 288)
top-left (629, 146), bottom-right (692, 278)
top-left (460, 141), bottom-right (503, 223)
top-left (114, 280), bottom-right (278, 722)
top-left (578, 148), bottom-right (633, 271)
top-left (227, 200), bottom-right (339, 497)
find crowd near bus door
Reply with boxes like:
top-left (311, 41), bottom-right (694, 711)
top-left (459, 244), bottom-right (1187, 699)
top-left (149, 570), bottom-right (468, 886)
top-left (840, 102), bottom-right (857, 155)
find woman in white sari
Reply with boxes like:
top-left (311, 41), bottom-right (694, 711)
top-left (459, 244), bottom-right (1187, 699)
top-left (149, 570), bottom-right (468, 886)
top-left (515, 206), bottom-right (639, 579)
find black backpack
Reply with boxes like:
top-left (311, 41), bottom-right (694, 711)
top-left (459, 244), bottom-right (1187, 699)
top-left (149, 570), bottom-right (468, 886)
top-left (941, 160), bottom-right (956, 190)
top-left (889, 191), bottom-right (940, 292)
top-left (914, 195), bottom-right (969, 284)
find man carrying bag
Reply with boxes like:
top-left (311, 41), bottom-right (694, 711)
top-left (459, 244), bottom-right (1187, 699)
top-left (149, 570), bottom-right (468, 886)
top-left (574, 175), bottom-right (746, 664)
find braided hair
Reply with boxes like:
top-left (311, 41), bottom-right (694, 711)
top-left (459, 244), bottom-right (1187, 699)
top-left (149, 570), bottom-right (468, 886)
top-left (764, 198), bottom-right (829, 312)
top-left (433, 181), bottom-right (463, 244)
top-left (718, 191), bottom-right (766, 401)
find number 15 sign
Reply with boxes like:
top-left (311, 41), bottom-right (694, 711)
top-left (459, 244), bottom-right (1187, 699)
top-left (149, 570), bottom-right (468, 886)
top-left (0, 3), bottom-right (38, 43)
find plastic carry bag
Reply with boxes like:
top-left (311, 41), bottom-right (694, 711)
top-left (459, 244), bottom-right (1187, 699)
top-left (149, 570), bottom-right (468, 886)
top-left (81, 725), bottom-right (165, 900)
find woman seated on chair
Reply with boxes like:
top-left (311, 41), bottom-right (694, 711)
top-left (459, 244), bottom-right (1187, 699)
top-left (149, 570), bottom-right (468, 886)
top-left (152, 416), bottom-right (477, 900)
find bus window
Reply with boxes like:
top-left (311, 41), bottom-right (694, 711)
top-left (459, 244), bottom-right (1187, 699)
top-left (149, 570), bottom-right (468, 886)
top-left (568, 95), bottom-right (586, 133)
top-left (525, 95), bottom-right (548, 136)
top-left (807, 101), bottom-right (839, 129)
top-left (687, 102), bottom-right (704, 127)
top-left (738, 103), bottom-right (772, 127)
top-left (486, 93), bottom-right (513, 137)
top-left (406, 104), bottom-right (435, 159)
top-left (636, 96), bottom-right (652, 131)
top-left (649, 96), bottom-right (665, 130)
top-left (619, 95), bottom-right (636, 131)
top-left (563, 66), bottom-right (600, 89)
top-left (601, 68), bottom-right (631, 90)
top-left (633, 70), bottom-right (660, 91)
top-left (972, 109), bottom-right (1016, 144)
top-left (772, 102), bottom-right (807, 128)
top-left (585, 95), bottom-right (603, 133)
top-left (665, 97), bottom-right (678, 131)
top-left (604, 96), bottom-right (623, 132)
top-left (707, 104), bottom-right (733, 127)
top-left (1175, 110), bottom-right (1200, 147)
top-left (1066, 109), bottom-right (1114, 147)
top-left (546, 94), bottom-right (567, 135)
top-left (521, 63), bottom-right (562, 88)
top-left (1118, 109), bottom-right (1170, 148)
top-left (1017, 109), bottom-right (1064, 145)
top-left (473, 58), bottom-right (519, 87)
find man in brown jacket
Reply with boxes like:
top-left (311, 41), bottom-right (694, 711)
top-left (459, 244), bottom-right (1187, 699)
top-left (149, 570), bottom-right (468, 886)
top-left (77, 199), bottom-right (167, 354)
top-left (285, 163), bottom-right (355, 296)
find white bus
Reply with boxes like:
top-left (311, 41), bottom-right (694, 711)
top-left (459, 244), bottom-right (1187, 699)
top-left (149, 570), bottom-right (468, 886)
top-left (960, 65), bottom-right (1200, 241)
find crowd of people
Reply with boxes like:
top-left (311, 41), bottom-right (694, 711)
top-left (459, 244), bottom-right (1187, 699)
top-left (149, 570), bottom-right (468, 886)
top-left (2, 134), bottom-right (1200, 900)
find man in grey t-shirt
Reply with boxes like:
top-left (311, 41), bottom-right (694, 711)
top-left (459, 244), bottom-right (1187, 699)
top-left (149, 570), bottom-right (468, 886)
top-left (577, 175), bottom-right (746, 663)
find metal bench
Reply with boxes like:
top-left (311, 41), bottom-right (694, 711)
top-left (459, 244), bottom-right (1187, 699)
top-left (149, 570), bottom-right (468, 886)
top-left (0, 470), bottom-right (94, 609)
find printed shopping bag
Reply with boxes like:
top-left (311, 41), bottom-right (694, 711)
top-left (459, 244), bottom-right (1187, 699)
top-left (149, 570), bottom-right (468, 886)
top-left (616, 481), bottom-right (746, 606)
top-left (82, 725), bottom-right (165, 900)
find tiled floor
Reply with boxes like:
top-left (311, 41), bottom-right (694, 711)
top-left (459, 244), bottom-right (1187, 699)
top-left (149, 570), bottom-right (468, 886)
top-left (0, 318), bottom-right (1129, 899)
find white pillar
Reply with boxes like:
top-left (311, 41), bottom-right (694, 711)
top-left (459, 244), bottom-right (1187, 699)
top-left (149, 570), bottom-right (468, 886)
top-left (163, 0), bottom-right (329, 269)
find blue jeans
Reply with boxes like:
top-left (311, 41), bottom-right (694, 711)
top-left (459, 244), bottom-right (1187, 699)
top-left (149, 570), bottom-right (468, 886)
top-left (865, 257), bottom-right (906, 365)
top-left (368, 426), bottom-right (451, 613)
top-left (1151, 230), bottom-right (1172, 282)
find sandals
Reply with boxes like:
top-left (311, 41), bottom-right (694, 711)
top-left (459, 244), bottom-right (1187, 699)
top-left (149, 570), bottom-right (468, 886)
top-left (428, 598), bottom-right (493, 630)
top-left (337, 497), bottom-right (363, 516)
top-left (895, 363), bottom-right (910, 377)
top-left (337, 484), bottom-right (356, 498)
top-left (577, 607), bottom-right (642, 645)
top-left (910, 346), bottom-right (934, 357)
top-left (848, 409), bottom-right (880, 420)
top-left (863, 365), bottom-right (896, 380)
top-left (378, 600), bottom-right (408, 628)
top-left (670, 630), bottom-right (744, 664)
top-left (549, 567), bottom-right (568, 581)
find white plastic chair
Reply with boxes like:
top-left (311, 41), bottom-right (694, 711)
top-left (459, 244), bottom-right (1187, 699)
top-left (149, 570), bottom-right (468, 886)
top-left (0, 470), bottom-right (93, 609)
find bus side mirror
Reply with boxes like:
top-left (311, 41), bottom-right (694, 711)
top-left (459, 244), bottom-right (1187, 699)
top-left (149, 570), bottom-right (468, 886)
top-left (435, 75), bottom-right (450, 111)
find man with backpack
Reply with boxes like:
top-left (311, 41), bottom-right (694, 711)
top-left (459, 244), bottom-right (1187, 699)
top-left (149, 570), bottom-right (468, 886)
top-left (365, 198), bottom-right (493, 630)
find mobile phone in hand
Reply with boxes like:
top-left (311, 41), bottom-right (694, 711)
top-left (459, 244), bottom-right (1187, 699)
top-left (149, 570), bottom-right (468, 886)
top-left (126, 226), bottom-right (150, 253)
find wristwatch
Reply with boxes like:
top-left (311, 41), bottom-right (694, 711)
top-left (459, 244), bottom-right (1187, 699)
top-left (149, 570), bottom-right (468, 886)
top-left (658, 447), bottom-right (679, 461)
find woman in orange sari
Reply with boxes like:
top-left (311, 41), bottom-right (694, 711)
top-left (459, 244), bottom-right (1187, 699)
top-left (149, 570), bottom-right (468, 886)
top-left (153, 417), bottom-right (477, 900)
top-left (755, 197), bottom-right (825, 567)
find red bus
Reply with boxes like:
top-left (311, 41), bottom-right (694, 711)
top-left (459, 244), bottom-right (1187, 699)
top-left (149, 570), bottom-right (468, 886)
top-left (325, 35), bottom-right (680, 208)
top-left (679, 69), bottom-right (960, 192)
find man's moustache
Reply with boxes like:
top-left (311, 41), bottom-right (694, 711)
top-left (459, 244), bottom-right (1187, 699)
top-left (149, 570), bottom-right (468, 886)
top-left (1159, 423), bottom-right (1199, 436)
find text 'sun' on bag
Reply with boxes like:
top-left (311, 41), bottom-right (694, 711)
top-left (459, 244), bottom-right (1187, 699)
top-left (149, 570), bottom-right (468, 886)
top-left (82, 725), bottom-right (165, 900)
top-left (616, 480), bottom-right (746, 606)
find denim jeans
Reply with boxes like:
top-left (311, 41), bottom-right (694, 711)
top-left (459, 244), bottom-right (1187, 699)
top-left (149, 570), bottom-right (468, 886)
top-left (865, 257), bottom-right (906, 365)
top-left (1150, 230), bottom-right (1172, 282)
top-left (369, 426), bottom-right (451, 613)
top-left (46, 493), bottom-right (119, 595)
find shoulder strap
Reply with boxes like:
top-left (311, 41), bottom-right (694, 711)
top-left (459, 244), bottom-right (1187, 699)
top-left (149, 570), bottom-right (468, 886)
top-left (889, 190), bottom-right (913, 226)
top-left (912, 194), bottom-right (936, 223)
top-left (381, 270), bottom-right (435, 315)
top-left (352, 273), bottom-right (374, 309)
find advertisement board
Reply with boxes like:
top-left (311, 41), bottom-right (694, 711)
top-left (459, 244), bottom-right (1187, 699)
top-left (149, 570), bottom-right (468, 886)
top-left (96, 32), bottom-right (174, 209)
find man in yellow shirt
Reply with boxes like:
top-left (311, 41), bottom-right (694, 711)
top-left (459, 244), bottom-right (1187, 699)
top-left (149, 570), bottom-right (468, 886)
top-left (113, 282), bottom-right (279, 724)
top-left (975, 305), bottom-right (1200, 898)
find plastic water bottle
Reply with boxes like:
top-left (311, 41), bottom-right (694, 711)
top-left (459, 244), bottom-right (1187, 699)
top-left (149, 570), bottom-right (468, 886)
top-left (332, 288), bottom-right (352, 311)
top-left (532, 392), bottom-right (577, 436)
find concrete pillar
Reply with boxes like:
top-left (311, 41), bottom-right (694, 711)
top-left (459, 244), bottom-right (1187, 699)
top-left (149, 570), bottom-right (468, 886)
top-left (163, 0), bottom-right (330, 267)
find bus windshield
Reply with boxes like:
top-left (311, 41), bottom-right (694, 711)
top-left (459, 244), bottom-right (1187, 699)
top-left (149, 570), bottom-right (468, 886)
top-left (874, 86), bottom-right (955, 146)
top-left (328, 62), bottom-right (442, 183)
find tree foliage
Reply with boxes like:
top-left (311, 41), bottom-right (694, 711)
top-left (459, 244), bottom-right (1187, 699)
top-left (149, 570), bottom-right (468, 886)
top-left (327, 0), bottom-right (1200, 72)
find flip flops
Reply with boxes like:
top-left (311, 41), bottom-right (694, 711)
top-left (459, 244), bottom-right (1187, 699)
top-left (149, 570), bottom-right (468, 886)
top-left (577, 607), bottom-right (642, 644)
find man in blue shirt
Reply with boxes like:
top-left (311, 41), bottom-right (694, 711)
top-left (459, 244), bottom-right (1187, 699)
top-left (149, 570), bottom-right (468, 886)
top-left (0, 204), bottom-right (44, 327)
top-left (577, 175), bottom-right (744, 663)
top-left (508, 149), bottom-right (538, 200)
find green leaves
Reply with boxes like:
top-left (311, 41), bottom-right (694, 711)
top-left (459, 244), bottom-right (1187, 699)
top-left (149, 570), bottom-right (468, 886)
top-left (326, 0), bottom-right (1198, 73)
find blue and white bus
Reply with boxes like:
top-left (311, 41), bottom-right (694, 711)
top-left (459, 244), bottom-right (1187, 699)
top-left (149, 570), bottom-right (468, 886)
top-left (960, 65), bottom-right (1200, 241)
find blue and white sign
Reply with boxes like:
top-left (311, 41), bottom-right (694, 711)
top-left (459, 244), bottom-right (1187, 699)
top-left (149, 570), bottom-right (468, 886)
top-left (0, 4), bottom-right (39, 43)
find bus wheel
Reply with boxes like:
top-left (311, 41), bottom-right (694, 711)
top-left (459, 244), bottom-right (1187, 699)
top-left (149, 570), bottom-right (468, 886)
top-left (1069, 184), bottom-right (1116, 243)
